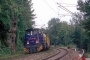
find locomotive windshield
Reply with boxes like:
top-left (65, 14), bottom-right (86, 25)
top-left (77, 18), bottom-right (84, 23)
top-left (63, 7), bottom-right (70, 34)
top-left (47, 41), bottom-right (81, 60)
top-left (25, 28), bottom-right (42, 35)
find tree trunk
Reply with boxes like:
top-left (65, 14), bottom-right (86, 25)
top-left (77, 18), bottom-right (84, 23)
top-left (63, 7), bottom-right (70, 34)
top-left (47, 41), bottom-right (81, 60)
top-left (8, 6), bottom-right (16, 53)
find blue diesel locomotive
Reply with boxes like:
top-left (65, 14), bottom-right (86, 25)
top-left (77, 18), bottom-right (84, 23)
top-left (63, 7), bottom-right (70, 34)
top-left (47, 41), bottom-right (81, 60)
top-left (24, 28), bottom-right (50, 53)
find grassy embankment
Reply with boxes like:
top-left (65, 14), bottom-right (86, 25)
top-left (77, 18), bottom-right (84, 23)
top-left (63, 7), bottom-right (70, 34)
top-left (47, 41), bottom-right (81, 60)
top-left (0, 47), bottom-right (55, 60)
top-left (0, 47), bottom-right (25, 60)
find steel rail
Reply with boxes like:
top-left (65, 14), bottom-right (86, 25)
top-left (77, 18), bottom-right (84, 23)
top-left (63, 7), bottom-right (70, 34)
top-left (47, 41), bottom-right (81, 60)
top-left (55, 48), bottom-right (68, 60)
top-left (42, 48), bottom-right (68, 60)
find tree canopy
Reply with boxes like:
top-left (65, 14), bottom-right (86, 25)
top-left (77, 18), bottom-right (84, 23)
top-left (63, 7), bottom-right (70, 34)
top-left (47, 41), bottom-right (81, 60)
top-left (0, 0), bottom-right (35, 49)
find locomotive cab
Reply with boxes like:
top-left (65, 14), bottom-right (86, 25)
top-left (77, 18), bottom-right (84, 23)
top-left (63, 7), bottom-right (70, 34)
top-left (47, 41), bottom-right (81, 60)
top-left (25, 29), bottom-right (39, 45)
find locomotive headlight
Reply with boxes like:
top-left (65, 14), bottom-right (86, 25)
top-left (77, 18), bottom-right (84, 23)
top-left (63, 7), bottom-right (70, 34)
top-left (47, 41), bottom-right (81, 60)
top-left (27, 41), bottom-right (29, 44)
top-left (36, 40), bottom-right (39, 43)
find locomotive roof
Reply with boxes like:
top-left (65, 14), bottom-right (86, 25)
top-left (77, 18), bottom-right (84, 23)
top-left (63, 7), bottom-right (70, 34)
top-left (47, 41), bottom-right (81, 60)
top-left (25, 28), bottom-right (41, 31)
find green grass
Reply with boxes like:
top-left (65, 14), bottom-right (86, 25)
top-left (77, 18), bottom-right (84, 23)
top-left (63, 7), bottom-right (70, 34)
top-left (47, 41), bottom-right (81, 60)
top-left (0, 51), bottom-right (25, 60)
top-left (58, 44), bottom-right (77, 48)
top-left (67, 44), bottom-right (77, 48)
top-left (0, 47), bottom-right (25, 60)
top-left (0, 45), bottom-right (77, 60)
top-left (0, 48), bottom-right (53, 60)
top-left (85, 52), bottom-right (90, 58)
top-left (0, 47), bottom-right (11, 54)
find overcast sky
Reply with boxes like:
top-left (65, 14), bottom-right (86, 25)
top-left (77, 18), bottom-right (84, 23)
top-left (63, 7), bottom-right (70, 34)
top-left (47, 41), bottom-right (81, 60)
top-left (32, 0), bottom-right (78, 28)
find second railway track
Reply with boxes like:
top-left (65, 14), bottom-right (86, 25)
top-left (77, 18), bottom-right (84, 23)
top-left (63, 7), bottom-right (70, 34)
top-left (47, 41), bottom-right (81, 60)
top-left (42, 48), bottom-right (68, 60)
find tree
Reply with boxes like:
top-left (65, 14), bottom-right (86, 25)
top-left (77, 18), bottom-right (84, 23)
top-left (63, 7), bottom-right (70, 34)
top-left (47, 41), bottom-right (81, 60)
top-left (77, 0), bottom-right (90, 52)
top-left (47, 18), bottom-right (75, 46)
top-left (77, 0), bottom-right (90, 35)
top-left (0, 0), bottom-right (12, 47)
top-left (0, 0), bottom-right (35, 53)
top-left (47, 18), bottom-right (60, 45)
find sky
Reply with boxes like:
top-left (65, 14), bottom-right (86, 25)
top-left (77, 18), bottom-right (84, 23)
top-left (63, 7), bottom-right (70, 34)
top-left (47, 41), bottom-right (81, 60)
top-left (32, 0), bottom-right (78, 28)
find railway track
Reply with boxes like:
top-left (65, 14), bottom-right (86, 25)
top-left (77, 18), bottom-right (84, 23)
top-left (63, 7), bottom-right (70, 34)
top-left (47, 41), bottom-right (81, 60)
top-left (42, 48), bottom-right (68, 60)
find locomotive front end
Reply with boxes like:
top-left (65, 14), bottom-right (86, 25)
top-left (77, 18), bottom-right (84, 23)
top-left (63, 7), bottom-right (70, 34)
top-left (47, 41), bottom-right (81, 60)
top-left (24, 28), bottom-right (43, 53)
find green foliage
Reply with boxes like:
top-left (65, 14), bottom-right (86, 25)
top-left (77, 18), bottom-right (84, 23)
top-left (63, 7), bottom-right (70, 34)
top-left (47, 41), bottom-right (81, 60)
top-left (0, 0), bottom-right (12, 47)
top-left (47, 11), bottom-right (89, 52)
top-left (47, 18), bottom-right (60, 45)
top-left (47, 18), bottom-right (74, 46)
top-left (77, 0), bottom-right (90, 52)
top-left (0, 0), bottom-right (35, 53)
top-left (0, 47), bottom-right (11, 55)
top-left (85, 52), bottom-right (90, 58)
